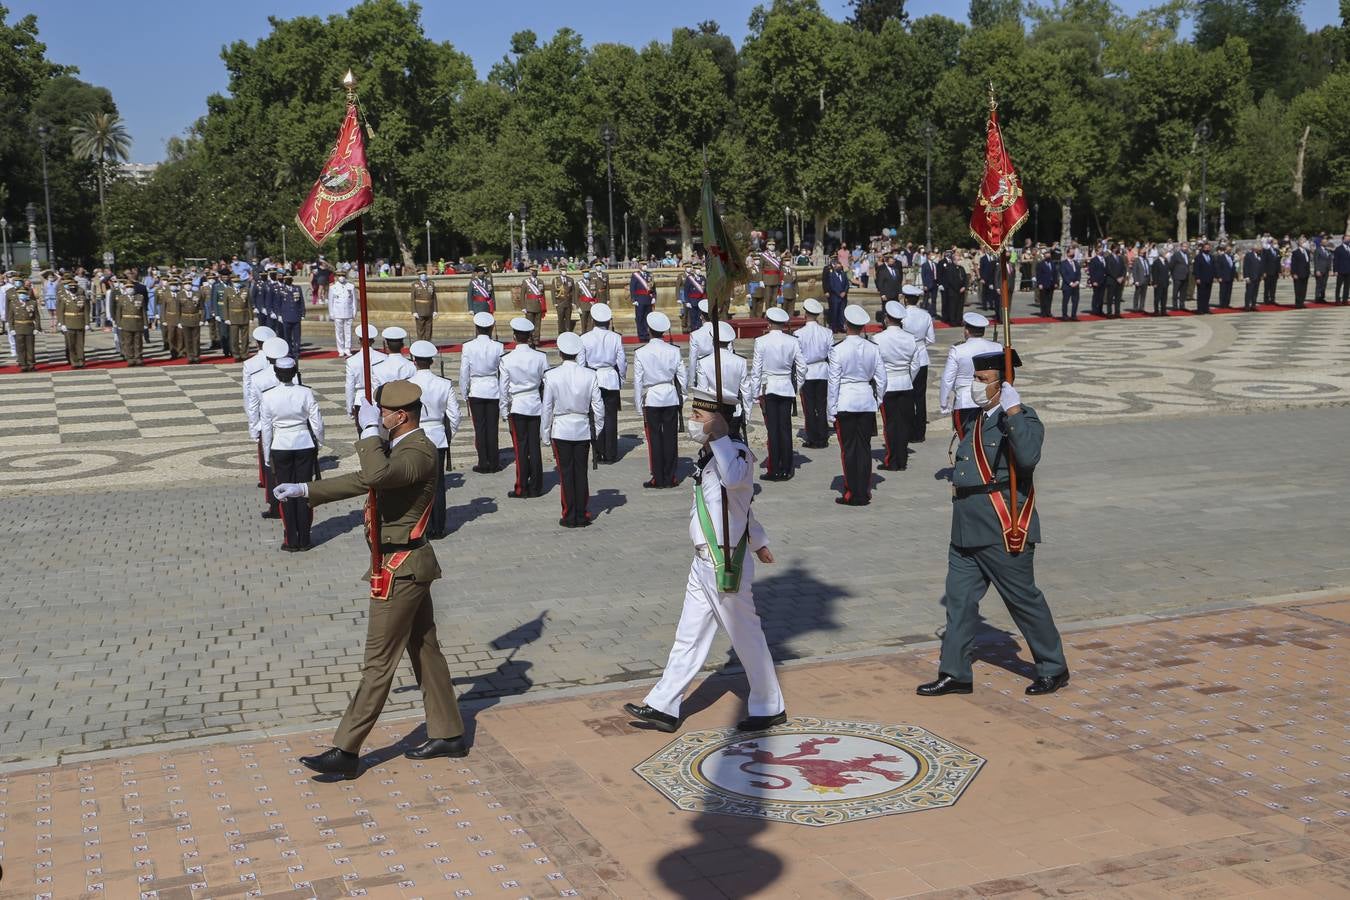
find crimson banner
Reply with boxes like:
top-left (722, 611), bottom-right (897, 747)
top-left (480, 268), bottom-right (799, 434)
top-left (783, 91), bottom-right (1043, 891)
top-left (969, 104), bottom-right (1028, 253)
top-left (296, 103), bottom-right (373, 246)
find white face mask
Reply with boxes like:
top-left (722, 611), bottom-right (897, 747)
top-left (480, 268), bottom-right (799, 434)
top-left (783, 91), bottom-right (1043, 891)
top-left (338, 277), bottom-right (347, 284)
top-left (686, 420), bottom-right (709, 444)
top-left (971, 380), bottom-right (1000, 410)
top-left (420, 275), bottom-right (427, 282)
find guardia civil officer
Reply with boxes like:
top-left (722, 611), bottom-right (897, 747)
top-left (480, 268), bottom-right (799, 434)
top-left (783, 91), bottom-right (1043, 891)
top-left (632, 310), bottom-right (686, 488)
top-left (578, 303), bottom-right (626, 463)
top-left (624, 384), bottom-right (785, 734)
top-left (939, 312), bottom-right (1002, 440)
top-left (543, 332), bottom-right (604, 528)
top-left (748, 307), bottom-right (805, 480)
top-left (409, 340), bottom-right (460, 539)
top-left (917, 351), bottom-right (1070, 697)
top-left (827, 305), bottom-right (885, 505)
top-left (499, 318), bottom-right (548, 498)
top-left (277, 379), bottom-right (469, 777)
top-left (794, 298), bottom-right (832, 448)
top-left (260, 356), bottom-right (325, 551)
top-left (873, 301), bottom-right (922, 471)
top-left (460, 311), bottom-right (505, 473)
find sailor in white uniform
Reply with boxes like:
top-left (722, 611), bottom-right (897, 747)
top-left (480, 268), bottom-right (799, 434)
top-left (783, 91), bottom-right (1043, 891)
top-left (460, 311), bottom-right (505, 473)
top-left (243, 325), bottom-right (277, 488)
top-left (409, 340), bottom-right (460, 538)
top-left (939, 311), bottom-right (1003, 439)
top-left (542, 332), bottom-right (604, 528)
top-left (247, 336), bottom-right (294, 520)
top-left (827, 304), bottom-right (886, 506)
top-left (371, 325), bottom-right (416, 391)
top-left (794, 298), bottom-right (833, 448)
top-left (900, 284), bottom-right (936, 440)
top-left (694, 321), bottom-right (751, 441)
top-left (872, 300), bottom-right (923, 471)
top-left (686, 299), bottom-right (713, 389)
top-left (499, 318), bottom-right (549, 498)
top-left (260, 356), bottom-right (325, 551)
top-left (578, 303), bottom-right (626, 463)
top-left (631, 311), bottom-right (686, 489)
top-left (344, 324), bottom-right (386, 432)
top-left (748, 306), bottom-right (806, 480)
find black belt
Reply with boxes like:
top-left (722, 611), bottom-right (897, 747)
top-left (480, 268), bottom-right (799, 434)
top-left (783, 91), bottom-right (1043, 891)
top-left (379, 538), bottom-right (426, 553)
top-left (952, 481), bottom-right (1010, 500)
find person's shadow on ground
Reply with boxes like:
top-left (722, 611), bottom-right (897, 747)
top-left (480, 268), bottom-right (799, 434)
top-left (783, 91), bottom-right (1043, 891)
top-left (310, 508), bottom-right (364, 546)
top-left (444, 496), bottom-right (497, 535)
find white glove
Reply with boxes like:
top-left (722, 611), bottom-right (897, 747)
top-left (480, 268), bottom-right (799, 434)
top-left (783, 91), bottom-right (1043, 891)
top-left (60, 324), bottom-right (67, 333)
top-left (939, 405), bottom-right (951, 416)
top-left (225, 319), bottom-right (232, 325)
top-left (176, 323), bottom-right (183, 329)
top-left (273, 482), bottom-right (308, 501)
top-left (356, 399), bottom-right (381, 429)
top-left (432, 312), bottom-right (438, 318)
top-left (1000, 382), bottom-right (1022, 411)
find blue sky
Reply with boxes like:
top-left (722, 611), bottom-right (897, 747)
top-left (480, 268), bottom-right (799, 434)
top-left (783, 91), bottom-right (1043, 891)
top-left (13, 0), bottom-right (1342, 163)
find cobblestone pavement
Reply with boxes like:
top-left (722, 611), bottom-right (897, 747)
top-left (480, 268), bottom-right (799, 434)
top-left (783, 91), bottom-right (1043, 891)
top-left (0, 311), bottom-right (1347, 765)
top-left (0, 599), bottom-right (1344, 898)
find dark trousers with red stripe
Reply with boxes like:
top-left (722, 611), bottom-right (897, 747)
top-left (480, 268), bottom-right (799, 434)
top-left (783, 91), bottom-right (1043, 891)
top-left (834, 412), bottom-right (875, 504)
top-left (509, 413), bottom-right (543, 497)
top-left (552, 439), bottom-right (591, 526)
top-left (880, 389), bottom-right (914, 470)
top-left (761, 395), bottom-right (795, 478)
top-left (469, 397), bottom-right (499, 471)
top-left (643, 405), bottom-right (679, 486)
top-left (596, 389), bottom-right (620, 462)
top-left (913, 366), bottom-right (929, 441)
top-left (272, 448), bottom-right (315, 547)
top-left (801, 379), bottom-right (828, 446)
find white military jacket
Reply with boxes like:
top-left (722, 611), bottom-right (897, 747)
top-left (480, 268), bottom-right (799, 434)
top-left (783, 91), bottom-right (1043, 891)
top-left (827, 335), bottom-right (886, 420)
top-left (793, 320), bottom-right (833, 381)
top-left (542, 360), bottom-right (604, 441)
top-left (460, 334), bottom-right (505, 400)
top-left (579, 327), bottom-right (626, 391)
top-left (632, 337), bottom-right (686, 409)
top-left (409, 368), bottom-right (460, 450)
top-left (748, 330), bottom-right (806, 399)
top-left (260, 382), bottom-right (324, 463)
top-left (940, 337), bottom-right (1003, 412)
top-left (872, 325), bottom-right (923, 393)
top-left (499, 344), bottom-right (549, 418)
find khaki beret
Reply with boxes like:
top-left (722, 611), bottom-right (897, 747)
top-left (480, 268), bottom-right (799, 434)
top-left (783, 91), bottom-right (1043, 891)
top-left (376, 380), bottom-right (421, 408)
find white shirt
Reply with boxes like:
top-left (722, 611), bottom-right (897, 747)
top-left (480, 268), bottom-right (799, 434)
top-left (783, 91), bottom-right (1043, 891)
top-left (793, 320), bottom-right (832, 380)
top-left (900, 305), bottom-right (935, 367)
top-left (688, 437), bottom-right (768, 553)
top-left (242, 352), bottom-right (270, 433)
top-left (327, 280), bottom-right (356, 319)
top-left (696, 349), bottom-right (752, 418)
top-left (371, 351), bottom-right (417, 394)
top-left (579, 327), bottom-right (626, 390)
top-left (632, 337), bottom-right (686, 409)
top-left (827, 335), bottom-right (886, 421)
top-left (748, 330), bottom-right (806, 399)
top-left (542, 360), bottom-right (604, 441)
top-left (872, 325), bottom-right (922, 393)
top-left (460, 334), bottom-right (505, 400)
top-left (499, 344), bottom-right (549, 418)
top-left (409, 368), bottom-right (460, 449)
top-left (260, 382), bottom-right (324, 463)
top-left (246, 367), bottom-right (280, 440)
top-left (686, 322), bottom-right (714, 388)
top-left (940, 337), bottom-right (1003, 412)
top-left (344, 346), bottom-right (387, 412)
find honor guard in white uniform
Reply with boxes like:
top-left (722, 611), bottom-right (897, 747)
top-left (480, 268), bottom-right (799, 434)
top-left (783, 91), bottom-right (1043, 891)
top-left (624, 384), bottom-right (786, 734)
top-left (900, 284), bottom-right (936, 441)
top-left (748, 307), bottom-right (807, 480)
top-left (632, 311), bottom-right (687, 489)
top-left (247, 337), bottom-right (292, 519)
top-left (578, 303), bottom-right (626, 463)
top-left (543, 332), bottom-right (604, 528)
top-left (827, 305), bottom-right (886, 506)
top-left (371, 326), bottom-right (416, 392)
top-left (242, 326), bottom-right (277, 489)
top-left (409, 340), bottom-right (460, 539)
top-left (939, 311), bottom-right (1003, 440)
top-left (794, 298), bottom-right (833, 448)
top-left (499, 318), bottom-right (549, 498)
top-left (327, 273), bottom-right (357, 356)
top-left (694, 321), bottom-right (751, 441)
top-left (686, 299), bottom-right (713, 389)
top-left (873, 301), bottom-right (923, 471)
top-left (345, 324), bottom-right (387, 432)
top-left (260, 356), bottom-right (325, 551)
top-left (461, 311), bottom-right (505, 473)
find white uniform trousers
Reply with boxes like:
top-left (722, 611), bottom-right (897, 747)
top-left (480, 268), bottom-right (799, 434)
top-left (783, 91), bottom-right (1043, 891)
top-left (333, 318), bottom-right (352, 355)
top-left (644, 551), bottom-right (784, 718)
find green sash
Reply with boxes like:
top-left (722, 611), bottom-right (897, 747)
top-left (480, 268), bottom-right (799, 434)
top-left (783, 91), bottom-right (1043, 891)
top-left (694, 483), bottom-right (750, 593)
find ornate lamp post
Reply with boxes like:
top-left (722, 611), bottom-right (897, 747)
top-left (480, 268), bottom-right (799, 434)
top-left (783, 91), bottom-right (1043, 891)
top-left (599, 123), bottom-right (617, 265)
top-left (923, 121), bottom-right (935, 250)
top-left (1218, 190), bottom-right (1227, 242)
top-left (508, 211), bottom-right (516, 269)
top-left (0, 216), bottom-right (9, 271)
top-left (1196, 118), bottom-right (1211, 239)
top-left (623, 211), bottom-right (629, 263)
top-left (425, 219), bottom-right (432, 270)
top-left (25, 202), bottom-right (39, 275)
top-left (519, 203), bottom-right (528, 268)
top-left (281, 223), bottom-right (287, 266)
top-left (36, 124), bottom-right (54, 265)
top-left (585, 196), bottom-right (594, 261)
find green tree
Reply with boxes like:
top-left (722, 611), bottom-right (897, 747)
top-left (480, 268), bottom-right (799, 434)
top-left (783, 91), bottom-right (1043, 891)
top-left (69, 111), bottom-right (130, 248)
top-left (969, 0), bottom-right (1022, 31)
top-left (847, 0), bottom-right (908, 32)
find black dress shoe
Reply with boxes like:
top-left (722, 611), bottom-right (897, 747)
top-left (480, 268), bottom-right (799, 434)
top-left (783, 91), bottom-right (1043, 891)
top-left (260, 510), bottom-right (280, 519)
top-left (916, 675), bottom-right (973, 696)
top-left (737, 711), bottom-right (787, 732)
top-left (300, 747), bottom-right (359, 779)
top-left (1025, 671), bottom-right (1070, 695)
top-left (404, 736), bottom-right (469, 760)
top-left (642, 479), bottom-right (659, 488)
top-left (507, 489), bottom-right (525, 498)
top-left (623, 702), bottom-right (680, 733)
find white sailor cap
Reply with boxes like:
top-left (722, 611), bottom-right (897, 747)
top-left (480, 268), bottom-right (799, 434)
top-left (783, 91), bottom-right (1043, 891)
top-left (766, 307), bottom-right (790, 324)
top-left (716, 320), bottom-right (736, 343)
top-left (698, 299), bottom-right (710, 313)
top-left (557, 331), bottom-right (583, 355)
top-left (884, 300), bottom-right (905, 320)
top-left (252, 325), bottom-right (276, 342)
top-left (963, 311), bottom-right (990, 328)
top-left (262, 337), bottom-right (289, 359)
top-left (646, 310), bottom-right (671, 333)
top-left (275, 356), bottom-right (296, 370)
top-left (901, 284), bottom-right (923, 297)
top-left (510, 316), bottom-right (533, 333)
top-left (357, 323), bottom-right (380, 339)
top-left (802, 298), bottom-right (824, 315)
top-left (382, 326), bottom-right (407, 340)
top-left (473, 311), bottom-right (495, 328)
top-left (410, 340), bottom-right (438, 358)
top-left (591, 303), bottom-right (613, 323)
top-left (844, 304), bottom-right (870, 327)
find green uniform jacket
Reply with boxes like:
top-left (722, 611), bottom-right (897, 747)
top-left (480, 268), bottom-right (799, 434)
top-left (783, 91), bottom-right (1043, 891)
top-left (224, 285), bottom-right (250, 322)
top-left (178, 289), bottom-right (203, 325)
top-left (6, 294), bottom-right (40, 334)
top-left (160, 289), bottom-right (180, 325)
top-left (114, 292), bottom-right (147, 329)
top-left (950, 405), bottom-right (1043, 549)
top-left (410, 282), bottom-right (437, 316)
top-left (307, 429), bottom-right (442, 584)
top-left (56, 288), bottom-right (87, 330)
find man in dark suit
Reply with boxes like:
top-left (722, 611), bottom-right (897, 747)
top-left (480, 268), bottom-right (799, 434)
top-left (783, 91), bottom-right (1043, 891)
top-left (1104, 243), bottom-right (1126, 317)
top-left (1313, 235), bottom-right (1332, 301)
top-left (1130, 246), bottom-right (1151, 313)
top-left (1215, 243), bottom-right (1235, 308)
top-left (1059, 248), bottom-right (1081, 320)
top-left (824, 257), bottom-right (852, 332)
top-left (1087, 245), bottom-right (1107, 316)
top-left (1193, 241), bottom-right (1215, 314)
top-left (874, 252), bottom-right (902, 305)
top-left (1261, 238), bottom-right (1281, 305)
top-left (938, 250), bottom-right (964, 326)
top-left (920, 251), bottom-right (938, 313)
top-left (1334, 235), bottom-right (1350, 305)
top-left (1169, 242), bottom-right (1190, 311)
top-left (1289, 236), bottom-right (1311, 308)
top-left (977, 251), bottom-right (999, 314)
top-left (1149, 252), bottom-right (1169, 315)
top-left (1035, 248), bottom-right (1058, 318)
top-left (1241, 245), bottom-right (1262, 310)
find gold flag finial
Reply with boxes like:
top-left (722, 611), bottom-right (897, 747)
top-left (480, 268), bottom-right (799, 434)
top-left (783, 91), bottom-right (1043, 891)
top-left (343, 70), bottom-right (356, 101)
top-left (988, 82), bottom-right (997, 111)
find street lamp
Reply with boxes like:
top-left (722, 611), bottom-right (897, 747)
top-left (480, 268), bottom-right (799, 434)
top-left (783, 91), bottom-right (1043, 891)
top-left (519, 203), bottom-right (528, 268)
top-left (0, 217), bottom-right (8, 271)
top-left (1196, 118), bottom-right (1211, 239)
top-left (784, 206), bottom-right (791, 249)
top-left (36, 123), bottom-right (54, 265)
top-left (1219, 190), bottom-right (1228, 241)
top-left (623, 211), bottom-right (629, 263)
top-left (599, 123), bottom-right (617, 265)
top-left (585, 196), bottom-right (594, 261)
top-left (923, 121), bottom-right (935, 250)
top-left (25, 201), bottom-right (39, 275)
top-left (508, 211), bottom-right (516, 268)
top-left (425, 219), bottom-right (432, 270)
top-left (281, 223), bottom-right (287, 265)
top-left (1033, 201), bottom-right (1039, 243)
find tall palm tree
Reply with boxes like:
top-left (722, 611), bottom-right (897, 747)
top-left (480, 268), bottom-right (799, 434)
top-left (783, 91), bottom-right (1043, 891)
top-left (69, 112), bottom-right (131, 246)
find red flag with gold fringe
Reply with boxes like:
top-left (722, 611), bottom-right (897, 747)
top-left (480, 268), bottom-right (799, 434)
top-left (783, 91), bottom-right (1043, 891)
top-left (969, 99), bottom-right (1028, 254)
top-left (296, 102), bottom-right (373, 246)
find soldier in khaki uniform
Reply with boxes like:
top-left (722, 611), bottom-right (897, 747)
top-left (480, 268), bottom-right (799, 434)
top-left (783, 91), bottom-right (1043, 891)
top-left (575, 266), bottom-right (598, 332)
top-left (552, 267), bottom-right (575, 333)
top-left (178, 277), bottom-right (204, 363)
top-left (224, 274), bottom-right (251, 362)
top-left (410, 271), bottom-right (437, 342)
top-left (521, 264), bottom-right (547, 342)
top-left (160, 276), bottom-right (182, 358)
top-left (114, 279), bottom-right (147, 365)
top-left (56, 276), bottom-right (89, 368)
top-left (6, 284), bottom-right (40, 371)
top-left (779, 259), bottom-right (798, 316)
top-left (275, 380), bottom-right (468, 778)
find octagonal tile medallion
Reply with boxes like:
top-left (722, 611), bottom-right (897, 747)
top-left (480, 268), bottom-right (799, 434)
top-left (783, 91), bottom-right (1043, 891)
top-left (634, 717), bottom-right (984, 827)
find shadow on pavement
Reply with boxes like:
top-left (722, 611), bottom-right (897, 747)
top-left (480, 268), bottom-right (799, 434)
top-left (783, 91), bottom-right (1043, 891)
top-left (591, 487), bottom-right (627, 516)
top-left (656, 813), bottom-right (782, 898)
top-left (309, 508), bottom-right (364, 546)
top-left (445, 496), bottom-right (497, 535)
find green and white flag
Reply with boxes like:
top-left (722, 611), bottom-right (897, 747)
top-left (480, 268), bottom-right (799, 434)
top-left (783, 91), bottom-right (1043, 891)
top-left (700, 166), bottom-right (747, 308)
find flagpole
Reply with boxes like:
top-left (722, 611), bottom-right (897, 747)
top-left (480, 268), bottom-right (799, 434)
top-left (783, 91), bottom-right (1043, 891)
top-left (707, 267), bottom-right (732, 570)
top-left (999, 246), bottom-right (1022, 547)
